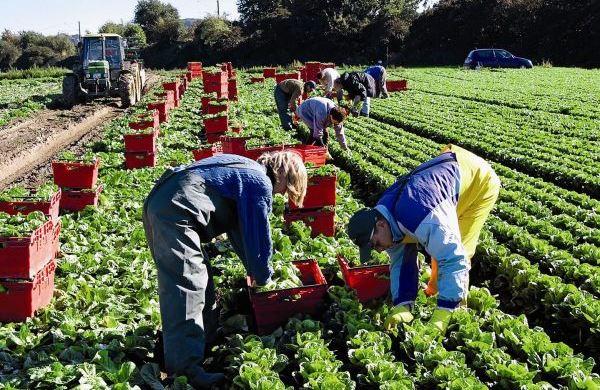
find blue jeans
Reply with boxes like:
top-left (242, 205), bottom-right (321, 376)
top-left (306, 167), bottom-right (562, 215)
top-left (274, 85), bottom-right (293, 130)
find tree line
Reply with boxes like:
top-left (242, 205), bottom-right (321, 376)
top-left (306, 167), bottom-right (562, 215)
top-left (0, 0), bottom-right (597, 72)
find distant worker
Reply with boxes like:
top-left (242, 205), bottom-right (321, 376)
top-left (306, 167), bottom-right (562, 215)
top-left (316, 67), bottom-right (341, 98)
top-left (364, 63), bottom-right (389, 98)
top-left (333, 71), bottom-right (376, 117)
top-left (274, 79), bottom-right (317, 131)
top-left (347, 144), bottom-right (500, 334)
top-left (296, 96), bottom-right (348, 150)
top-left (143, 152), bottom-right (307, 388)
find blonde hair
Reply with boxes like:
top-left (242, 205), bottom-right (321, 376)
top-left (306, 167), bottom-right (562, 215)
top-left (257, 150), bottom-right (308, 207)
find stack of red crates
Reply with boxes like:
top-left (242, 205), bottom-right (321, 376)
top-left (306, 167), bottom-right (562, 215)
top-left (284, 165), bottom-right (336, 237)
top-left (125, 109), bottom-right (160, 169)
top-left (162, 81), bottom-right (181, 108)
top-left (0, 185), bottom-right (62, 322)
top-left (274, 71), bottom-right (301, 84)
top-left (203, 114), bottom-right (229, 143)
top-left (203, 70), bottom-right (228, 99)
top-left (52, 158), bottom-right (102, 211)
top-left (187, 61), bottom-right (203, 80)
top-left (228, 77), bottom-right (238, 101)
top-left (303, 62), bottom-right (336, 82)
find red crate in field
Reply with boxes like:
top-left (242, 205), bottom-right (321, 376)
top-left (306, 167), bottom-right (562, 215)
top-left (203, 71), bottom-right (227, 85)
top-left (220, 136), bottom-right (251, 155)
top-left (207, 102), bottom-right (228, 114)
top-left (284, 207), bottom-right (335, 237)
top-left (248, 259), bottom-right (327, 334)
top-left (263, 67), bottom-right (277, 78)
top-left (337, 255), bottom-right (390, 303)
top-left (52, 158), bottom-right (100, 189)
top-left (386, 79), bottom-right (408, 92)
top-left (0, 219), bottom-right (55, 279)
top-left (321, 62), bottom-right (336, 69)
top-left (228, 78), bottom-right (238, 101)
top-left (60, 185), bottom-right (103, 211)
top-left (128, 110), bottom-right (159, 131)
top-left (156, 91), bottom-right (175, 109)
top-left (206, 132), bottom-right (226, 144)
top-left (250, 76), bottom-right (265, 83)
top-left (187, 62), bottom-right (203, 71)
top-left (124, 130), bottom-right (158, 153)
top-left (275, 72), bottom-right (301, 84)
top-left (125, 151), bottom-right (157, 170)
top-left (285, 144), bottom-right (327, 166)
top-left (178, 83), bottom-right (185, 100)
top-left (289, 174), bottom-right (336, 209)
top-left (243, 145), bottom-right (286, 160)
top-left (204, 115), bottom-right (228, 134)
top-left (0, 188), bottom-right (61, 222)
top-left (0, 259), bottom-right (56, 322)
top-left (192, 143), bottom-right (223, 161)
top-left (147, 101), bottom-right (169, 123)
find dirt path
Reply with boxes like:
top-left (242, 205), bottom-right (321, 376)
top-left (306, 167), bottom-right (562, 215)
top-left (0, 72), bottom-right (162, 190)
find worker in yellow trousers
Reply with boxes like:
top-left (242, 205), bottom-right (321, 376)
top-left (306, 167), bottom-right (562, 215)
top-left (348, 144), bottom-right (500, 334)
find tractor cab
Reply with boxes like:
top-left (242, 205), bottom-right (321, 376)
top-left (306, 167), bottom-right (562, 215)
top-left (80, 34), bottom-right (124, 92)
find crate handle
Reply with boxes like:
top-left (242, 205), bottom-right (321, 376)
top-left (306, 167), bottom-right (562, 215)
top-left (14, 205), bottom-right (28, 211)
top-left (374, 273), bottom-right (390, 280)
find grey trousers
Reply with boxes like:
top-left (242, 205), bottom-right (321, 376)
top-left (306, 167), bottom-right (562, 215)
top-left (274, 85), bottom-right (293, 130)
top-left (142, 170), bottom-right (219, 382)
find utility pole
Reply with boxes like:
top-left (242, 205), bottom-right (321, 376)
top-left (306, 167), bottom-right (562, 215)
top-left (78, 21), bottom-right (81, 42)
top-left (217, 0), bottom-right (220, 16)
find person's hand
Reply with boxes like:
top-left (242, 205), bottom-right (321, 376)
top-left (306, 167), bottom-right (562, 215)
top-left (427, 309), bottom-right (452, 333)
top-left (350, 108), bottom-right (359, 117)
top-left (384, 305), bottom-right (414, 332)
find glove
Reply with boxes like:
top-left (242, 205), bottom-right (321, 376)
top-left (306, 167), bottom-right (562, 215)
top-left (428, 309), bottom-right (452, 333)
top-left (424, 258), bottom-right (438, 297)
top-left (384, 305), bottom-right (414, 332)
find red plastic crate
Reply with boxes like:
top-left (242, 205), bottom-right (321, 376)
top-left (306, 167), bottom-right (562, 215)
top-left (248, 259), bottom-right (327, 334)
top-left (337, 255), bottom-right (390, 303)
top-left (0, 259), bottom-right (56, 322)
top-left (203, 71), bottom-right (227, 85)
top-left (125, 151), bottom-right (157, 170)
top-left (284, 207), bottom-right (335, 237)
top-left (220, 136), bottom-right (251, 155)
top-left (285, 144), bottom-right (327, 166)
top-left (275, 72), bottom-right (301, 84)
top-left (124, 130), bottom-right (157, 153)
top-left (206, 132), bottom-right (226, 144)
top-left (155, 91), bottom-right (175, 110)
top-left (250, 76), bottom-right (265, 83)
top-left (204, 115), bottom-right (228, 134)
top-left (289, 174), bottom-right (336, 209)
top-left (60, 185), bottom-right (103, 211)
top-left (0, 219), bottom-right (55, 279)
top-left (52, 158), bottom-right (100, 189)
top-left (147, 102), bottom-right (169, 123)
top-left (0, 188), bottom-right (61, 222)
top-left (207, 102), bottom-right (228, 115)
top-left (192, 144), bottom-right (223, 161)
top-left (188, 61), bottom-right (202, 71)
top-left (263, 67), bottom-right (277, 78)
top-left (129, 110), bottom-right (159, 131)
top-left (51, 220), bottom-right (61, 259)
top-left (386, 79), bottom-right (408, 92)
top-left (243, 145), bottom-right (286, 160)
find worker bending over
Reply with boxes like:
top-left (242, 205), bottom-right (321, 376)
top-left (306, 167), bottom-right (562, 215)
top-left (347, 144), bottom-right (500, 334)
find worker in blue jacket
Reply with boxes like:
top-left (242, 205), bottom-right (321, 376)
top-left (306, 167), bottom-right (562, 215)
top-left (143, 152), bottom-right (307, 388)
top-left (347, 145), bottom-right (500, 334)
top-left (364, 64), bottom-right (389, 98)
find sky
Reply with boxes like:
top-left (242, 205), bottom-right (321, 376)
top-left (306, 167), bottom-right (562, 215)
top-left (0, 0), bottom-right (240, 36)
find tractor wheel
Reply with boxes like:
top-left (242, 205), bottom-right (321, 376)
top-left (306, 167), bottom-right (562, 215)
top-left (119, 73), bottom-right (136, 108)
top-left (62, 74), bottom-right (79, 108)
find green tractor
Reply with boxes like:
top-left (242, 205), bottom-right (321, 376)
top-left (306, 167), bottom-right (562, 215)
top-left (62, 34), bottom-right (146, 108)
